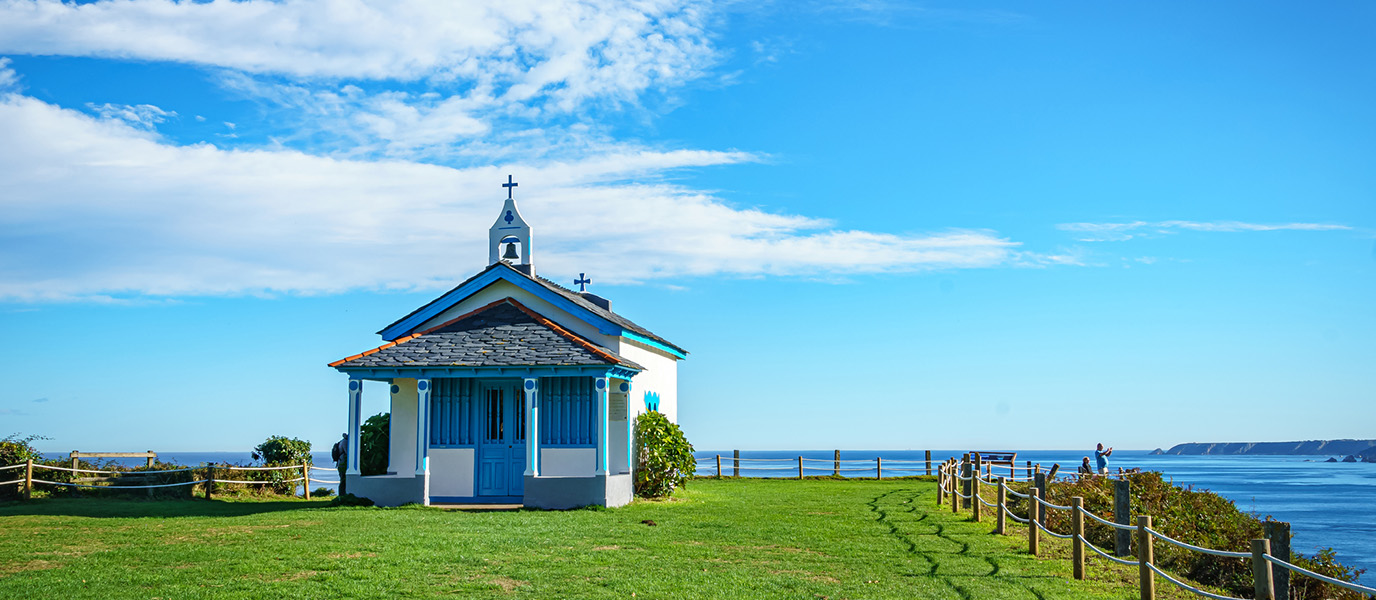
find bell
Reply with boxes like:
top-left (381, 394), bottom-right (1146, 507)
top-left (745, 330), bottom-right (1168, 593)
top-left (502, 242), bottom-right (519, 260)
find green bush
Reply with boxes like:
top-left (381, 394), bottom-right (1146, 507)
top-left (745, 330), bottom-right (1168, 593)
top-left (330, 492), bottom-right (375, 507)
top-left (252, 436), bottom-right (313, 465)
top-left (632, 411), bottom-right (695, 498)
top-left (1028, 471), bottom-right (1367, 600)
top-left (106, 461), bottom-right (197, 499)
top-left (1, 433), bottom-right (49, 500)
top-left (251, 435), bottom-right (312, 494)
top-left (1, 432), bottom-right (46, 465)
top-left (361, 413), bottom-right (389, 476)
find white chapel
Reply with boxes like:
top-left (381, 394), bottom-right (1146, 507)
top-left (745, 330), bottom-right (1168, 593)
top-left (328, 177), bottom-right (686, 508)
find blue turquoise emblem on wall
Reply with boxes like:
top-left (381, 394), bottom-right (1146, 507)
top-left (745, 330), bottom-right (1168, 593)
top-left (504, 210), bottom-right (514, 224)
top-left (644, 391), bottom-right (660, 412)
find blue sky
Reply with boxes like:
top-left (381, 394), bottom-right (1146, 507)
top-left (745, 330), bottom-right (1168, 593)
top-left (1, 1), bottom-right (1373, 454)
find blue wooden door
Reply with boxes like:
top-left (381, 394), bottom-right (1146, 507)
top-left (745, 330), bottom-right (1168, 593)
top-left (478, 384), bottom-right (525, 497)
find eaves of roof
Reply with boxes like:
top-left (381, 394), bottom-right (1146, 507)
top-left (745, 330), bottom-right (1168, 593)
top-left (376, 261), bottom-right (686, 357)
top-left (330, 297), bottom-right (643, 371)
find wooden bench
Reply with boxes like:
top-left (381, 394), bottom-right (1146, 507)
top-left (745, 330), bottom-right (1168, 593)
top-left (972, 451), bottom-right (1017, 476)
top-left (71, 451), bottom-right (156, 470)
top-left (975, 451), bottom-right (1016, 466)
top-left (69, 451), bottom-right (167, 497)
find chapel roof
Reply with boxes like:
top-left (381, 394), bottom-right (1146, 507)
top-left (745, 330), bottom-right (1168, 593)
top-left (331, 297), bottom-right (644, 371)
top-left (380, 261), bottom-right (687, 356)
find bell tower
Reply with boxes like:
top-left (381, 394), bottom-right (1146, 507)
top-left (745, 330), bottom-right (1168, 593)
top-left (489, 175), bottom-right (533, 274)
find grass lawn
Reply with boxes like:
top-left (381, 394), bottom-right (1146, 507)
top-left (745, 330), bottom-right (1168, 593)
top-left (0, 478), bottom-right (1195, 599)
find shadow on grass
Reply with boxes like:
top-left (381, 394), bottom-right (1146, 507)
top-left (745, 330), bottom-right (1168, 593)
top-left (0, 497), bottom-right (334, 518)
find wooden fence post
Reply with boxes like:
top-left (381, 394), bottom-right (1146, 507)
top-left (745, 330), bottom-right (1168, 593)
top-left (1138, 515), bottom-right (1154, 600)
top-left (925, 450), bottom-right (932, 476)
top-left (303, 463), bottom-right (311, 500)
top-left (733, 450), bottom-right (739, 477)
top-left (996, 476), bottom-right (1007, 534)
top-left (1034, 471), bottom-right (1047, 525)
top-left (1028, 488), bottom-right (1040, 556)
top-left (972, 466), bottom-right (982, 523)
top-left (937, 462), bottom-right (945, 506)
top-left (1264, 521), bottom-right (1290, 600)
top-left (206, 465), bottom-right (214, 501)
top-left (797, 456), bottom-right (804, 480)
top-left (834, 450), bottom-right (840, 477)
top-left (951, 464), bottom-right (959, 514)
top-left (876, 457), bottom-right (882, 480)
top-left (716, 455), bottom-right (722, 478)
top-left (1025, 460), bottom-right (1032, 480)
top-left (1115, 478), bottom-right (1132, 557)
top-left (960, 454), bottom-right (972, 509)
top-left (1072, 496), bottom-right (1085, 580)
top-left (146, 451), bottom-right (155, 469)
top-left (1252, 538), bottom-right (1275, 600)
top-left (24, 459), bottom-right (33, 501)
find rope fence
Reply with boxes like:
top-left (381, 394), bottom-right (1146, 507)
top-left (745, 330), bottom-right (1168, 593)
top-left (1, 459), bottom-right (340, 501)
top-left (1148, 563), bottom-right (1248, 600)
top-left (935, 455), bottom-right (1375, 600)
top-left (696, 451), bottom-right (950, 480)
top-left (1265, 554), bottom-right (1376, 596)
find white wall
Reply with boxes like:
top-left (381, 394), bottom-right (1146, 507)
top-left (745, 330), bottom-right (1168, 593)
top-left (388, 379), bottom-right (418, 475)
top-left (616, 339), bottom-right (680, 424)
top-left (540, 448), bottom-right (596, 477)
top-left (428, 448), bottom-right (475, 497)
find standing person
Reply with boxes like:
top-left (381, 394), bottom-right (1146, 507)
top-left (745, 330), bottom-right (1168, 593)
top-left (332, 433), bottom-right (348, 496)
top-left (1095, 443), bottom-right (1114, 474)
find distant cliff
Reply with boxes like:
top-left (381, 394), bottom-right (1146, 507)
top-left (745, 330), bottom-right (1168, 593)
top-left (1152, 439), bottom-right (1376, 456)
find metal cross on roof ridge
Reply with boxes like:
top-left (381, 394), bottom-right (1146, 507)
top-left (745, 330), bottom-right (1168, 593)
top-left (574, 273), bottom-right (591, 293)
top-left (502, 174), bottom-right (518, 199)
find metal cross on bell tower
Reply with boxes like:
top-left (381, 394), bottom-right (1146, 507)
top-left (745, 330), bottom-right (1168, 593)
top-left (502, 174), bottom-right (518, 199)
top-left (574, 273), bottom-right (591, 293)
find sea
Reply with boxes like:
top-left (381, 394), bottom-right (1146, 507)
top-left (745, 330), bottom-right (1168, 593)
top-left (40, 449), bottom-right (1375, 579)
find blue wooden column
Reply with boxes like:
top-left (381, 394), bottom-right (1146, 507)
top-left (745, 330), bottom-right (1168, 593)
top-left (595, 376), bottom-right (609, 475)
top-left (620, 381), bottom-right (633, 475)
top-left (415, 379), bottom-right (431, 475)
top-left (524, 377), bottom-right (539, 477)
top-left (346, 378), bottom-right (363, 475)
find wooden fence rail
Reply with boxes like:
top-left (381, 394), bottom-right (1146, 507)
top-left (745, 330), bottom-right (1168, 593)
top-left (937, 455), bottom-right (1376, 600)
top-left (1, 461), bottom-right (333, 501)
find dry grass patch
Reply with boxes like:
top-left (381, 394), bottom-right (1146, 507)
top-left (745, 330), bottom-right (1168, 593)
top-left (0, 559), bottom-right (61, 576)
top-left (486, 575), bottom-right (529, 593)
top-left (326, 551), bottom-right (377, 559)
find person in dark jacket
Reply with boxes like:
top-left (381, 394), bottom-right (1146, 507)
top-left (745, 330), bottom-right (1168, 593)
top-left (332, 433), bottom-right (348, 495)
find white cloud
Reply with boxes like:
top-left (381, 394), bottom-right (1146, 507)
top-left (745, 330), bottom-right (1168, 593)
top-left (0, 57), bottom-right (17, 91)
top-left (86, 102), bottom-right (176, 129)
top-left (1058, 220), bottom-right (1351, 242)
top-left (0, 0), bottom-right (715, 107)
top-left (0, 93), bottom-right (1024, 302)
top-left (0, 1), bottom-right (721, 161)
